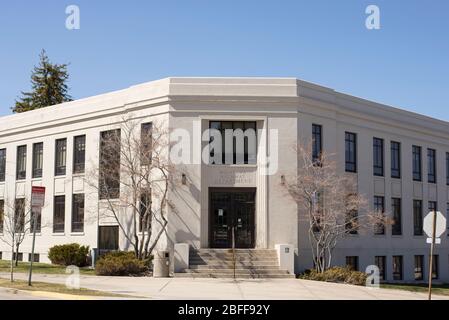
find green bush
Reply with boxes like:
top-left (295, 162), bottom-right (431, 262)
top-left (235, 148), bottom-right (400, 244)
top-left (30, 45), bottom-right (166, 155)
top-left (299, 267), bottom-right (367, 286)
top-left (48, 243), bottom-right (90, 267)
top-left (95, 251), bottom-right (148, 276)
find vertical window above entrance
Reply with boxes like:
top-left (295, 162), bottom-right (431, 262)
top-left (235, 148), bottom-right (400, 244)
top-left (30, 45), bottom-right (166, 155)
top-left (209, 121), bottom-right (257, 165)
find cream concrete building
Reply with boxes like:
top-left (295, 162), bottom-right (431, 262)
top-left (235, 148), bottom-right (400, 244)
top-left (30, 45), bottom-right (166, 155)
top-left (0, 77), bottom-right (448, 282)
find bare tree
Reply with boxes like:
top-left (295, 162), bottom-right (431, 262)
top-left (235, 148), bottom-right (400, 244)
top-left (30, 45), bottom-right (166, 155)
top-left (284, 142), bottom-right (390, 273)
top-left (87, 117), bottom-right (175, 260)
top-left (0, 197), bottom-right (32, 282)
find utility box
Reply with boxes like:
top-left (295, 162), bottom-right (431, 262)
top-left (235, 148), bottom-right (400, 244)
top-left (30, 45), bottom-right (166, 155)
top-left (153, 250), bottom-right (170, 277)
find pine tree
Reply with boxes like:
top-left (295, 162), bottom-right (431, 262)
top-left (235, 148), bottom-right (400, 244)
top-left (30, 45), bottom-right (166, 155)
top-left (12, 50), bottom-right (72, 113)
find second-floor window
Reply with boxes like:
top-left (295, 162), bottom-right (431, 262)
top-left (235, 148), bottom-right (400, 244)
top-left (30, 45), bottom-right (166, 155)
top-left (73, 135), bottom-right (86, 174)
top-left (412, 145), bottom-right (422, 181)
top-left (55, 138), bottom-right (67, 176)
top-left (374, 196), bottom-right (385, 235)
top-left (373, 138), bottom-right (384, 176)
top-left (345, 132), bottom-right (357, 173)
top-left (32, 142), bottom-right (43, 179)
top-left (16, 145), bottom-right (27, 180)
top-left (428, 148), bottom-right (436, 183)
top-left (312, 124), bottom-right (322, 164)
top-left (0, 148), bottom-right (6, 182)
top-left (391, 198), bottom-right (402, 236)
top-left (446, 152), bottom-right (449, 185)
top-left (141, 123), bottom-right (153, 165)
top-left (391, 141), bottom-right (401, 179)
top-left (413, 200), bottom-right (423, 236)
top-left (429, 201), bottom-right (437, 212)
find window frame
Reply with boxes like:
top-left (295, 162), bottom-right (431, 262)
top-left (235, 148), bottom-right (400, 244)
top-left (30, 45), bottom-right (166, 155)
top-left (373, 138), bottom-right (384, 176)
top-left (375, 256), bottom-right (386, 281)
top-left (414, 255), bottom-right (424, 281)
top-left (71, 193), bottom-right (84, 233)
top-left (32, 142), bottom-right (43, 179)
top-left (16, 145), bottom-right (27, 180)
top-left (392, 255), bottom-right (403, 281)
top-left (345, 132), bottom-right (357, 173)
top-left (55, 138), bottom-right (67, 176)
top-left (412, 145), bottom-right (422, 181)
top-left (73, 135), bottom-right (86, 174)
top-left (390, 141), bottom-right (401, 179)
top-left (427, 148), bottom-right (436, 184)
top-left (345, 256), bottom-right (359, 271)
top-left (374, 196), bottom-right (385, 235)
top-left (99, 129), bottom-right (121, 200)
top-left (312, 124), bottom-right (323, 164)
top-left (391, 197), bottom-right (402, 236)
top-left (53, 195), bottom-right (65, 233)
top-left (413, 200), bottom-right (423, 236)
top-left (0, 148), bottom-right (6, 182)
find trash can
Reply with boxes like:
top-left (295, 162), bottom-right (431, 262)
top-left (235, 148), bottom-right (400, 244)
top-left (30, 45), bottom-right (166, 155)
top-left (153, 250), bottom-right (170, 277)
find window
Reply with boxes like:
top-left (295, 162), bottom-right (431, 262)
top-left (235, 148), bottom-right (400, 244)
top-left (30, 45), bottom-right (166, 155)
top-left (413, 200), bottom-right (423, 236)
top-left (392, 256), bottom-right (403, 280)
top-left (391, 141), bottom-right (401, 178)
top-left (55, 138), bottom-right (67, 176)
top-left (98, 226), bottom-right (119, 254)
top-left (375, 256), bottom-right (386, 281)
top-left (72, 194), bottom-right (84, 232)
top-left (99, 130), bottom-right (121, 199)
top-left (30, 207), bottom-right (41, 233)
top-left (312, 124), bottom-right (322, 164)
top-left (13, 252), bottom-right (23, 262)
top-left (447, 153), bottom-right (449, 186)
top-left (14, 198), bottom-right (25, 233)
top-left (139, 191), bottom-right (151, 232)
top-left (429, 201), bottom-right (437, 212)
top-left (0, 200), bottom-right (4, 233)
top-left (345, 132), bottom-right (357, 173)
top-left (373, 138), bottom-right (384, 176)
top-left (32, 142), bottom-right (43, 179)
top-left (141, 123), bottom-right (153, 165)
top-left (73, 135), bottom-right (86, 174)
top-left (432, 255), bottom-right (439, 279)
top-left (346, 256), bottom-right (359, 271)
top-left (28, 253), bottom-right (40, 263)
top-left (391, 198), bottom-right (402, 236)
top-left (209, 121), bottom-right (257, 165)
top-left (53, 196), bottom-right (65, 233)
top-left (16, 145), bottom-right (27, 180)
top-left (412, 145), bottom-right (422, 181)
top-left (374, 196), bottom-right (385, 235)
top-left (345, 194), bottom-right (358, 235)
top-left (414, 255), bottom-right (424, 280)
top-left (0, 148), bottom-right (6, 182)
top-left (428, 148), bottom-right (436, 183)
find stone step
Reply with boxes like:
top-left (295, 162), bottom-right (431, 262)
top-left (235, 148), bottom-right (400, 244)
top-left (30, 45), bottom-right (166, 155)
top-left (174, 273), bottom-right (295, 279)
top-left (189, 263), bottom-right (279, 269)
top-left (180, 268), bottom-right (290, 274)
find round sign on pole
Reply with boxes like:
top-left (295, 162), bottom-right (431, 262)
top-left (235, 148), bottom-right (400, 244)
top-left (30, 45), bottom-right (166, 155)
top-left (423, 211), bottom-right (446, 238)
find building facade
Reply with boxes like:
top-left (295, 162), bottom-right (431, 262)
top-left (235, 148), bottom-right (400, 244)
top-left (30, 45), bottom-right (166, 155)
top-left (0, 77), bottom-right (448, 282)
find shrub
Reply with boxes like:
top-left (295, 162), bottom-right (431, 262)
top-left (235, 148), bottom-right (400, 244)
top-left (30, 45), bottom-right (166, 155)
top-left (299, 267), bottom-right (367, 286)
top-left (48, 243), bottom-right (90, 267)
top-left (95, 251), bottom-right (148, 276)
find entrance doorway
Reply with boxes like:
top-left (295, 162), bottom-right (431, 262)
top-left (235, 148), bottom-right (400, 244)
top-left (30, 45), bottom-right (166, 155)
top-left (209, 188), bottom-right (256, 248)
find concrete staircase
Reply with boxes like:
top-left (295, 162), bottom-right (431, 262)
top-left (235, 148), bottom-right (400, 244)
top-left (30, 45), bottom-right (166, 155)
top-left (175, 249), bottom-right (295, 279)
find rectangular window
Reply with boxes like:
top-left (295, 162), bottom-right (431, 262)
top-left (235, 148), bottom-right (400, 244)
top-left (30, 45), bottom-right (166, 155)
top-left (209, 121), bottom-right (257, 165)
top-left (0, 148), bottom-right (6, 182)
top-left (28, 253), bottom-right (40, 263)
top-left (412, 145), bottom-right (422, 181)
top-left (375, 256), bottom-right (386, 281)
top-left (99, 130), bottom-right (121, 199)
top-left (32, 142), bottom-right (43, 179)
top-left (414, 255), bottom-right (424, 281)
top-left (14, 198), bottom-right (25, 233)
top-left (30, 207), bottom-right (41, 233)
top-left (432, 255), bottom-right (439, 279)
top-left (55, 138), bottom-right (67, 176)
top-left (391, 141), bottom-right (401, 178)
top-left (428, 148), bottom-right (436, 183)
top-left (141, 123), bottom-right (153, 165)
top-left (374, 196), bottom-right (385, 235)
top-left (73, 135), bottom-right (86, 174)
top-left (447, 153), bottom-right (449, 186)
top-left (139, 191), bottom-right (151, 232)
top-left (373, 138), bottom-right (384, 176)
top-left (312, 124), bottom-right (322, 164)
top-left (391, 198), bottom-right (402, 236)
top-left (98, 226), bottom-right (119, 252)
top-left (16, 145), bottom-right (27, 180)
top-left (346, 256), bottom-right (359, 271)
top-left (345, 194), bottom-right (358, 235)
top-left (72, 194), bottom-right (84, 233)
top-left (345, 132), bottom-right (357, 173)
top-left (392, 256), bottom-right (403, 281)
top-left (0, 200), bottom-right (4, 234)
top-left (429, 201), bottom-right (437, 212)
top-left (413, 200), bottom-right (423, 236)
top-left (13, 252), bottom-right (23, 262)
top-left (53, 196), bottom-right (65, 233)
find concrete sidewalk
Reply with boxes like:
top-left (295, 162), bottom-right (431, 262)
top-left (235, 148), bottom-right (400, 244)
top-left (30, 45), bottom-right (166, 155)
top-left (1, 272), bottom-right (447, 300)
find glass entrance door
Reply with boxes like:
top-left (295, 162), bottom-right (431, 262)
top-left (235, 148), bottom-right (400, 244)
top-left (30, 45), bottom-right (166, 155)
top-left (209, 188), bottom-right (256, 248)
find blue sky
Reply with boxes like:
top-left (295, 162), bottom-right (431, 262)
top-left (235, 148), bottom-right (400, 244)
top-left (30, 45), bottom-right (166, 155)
top-left (0, 1), bottom-right (448, 120)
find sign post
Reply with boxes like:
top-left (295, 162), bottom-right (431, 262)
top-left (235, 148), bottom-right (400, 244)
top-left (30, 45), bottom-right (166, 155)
top-left (423, 210), bottom-right (446, 300)
top-left (29, 186), bottom-right (45, 286)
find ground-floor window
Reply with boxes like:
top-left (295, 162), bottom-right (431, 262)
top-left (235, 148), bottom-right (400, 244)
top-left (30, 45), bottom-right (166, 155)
top-left (345, 256), bottom-right (359, 271)
top-left (28, 253), bottom-right (39, 263)
top-left (72, 194), bottom-right (84, 232)
top-left (0, 252), bottom-right (2, 260)
top-left (13, 252), bottom-right (23, 262)
top-left (99, 226), bottom-right (119, 254)
top-left (375, 256), bottom-right (386, 281)
top-left (414, 255), bottom-right (424, 280)
top-left (392, 256), bottom-right (403, 280)
top-left (432, 255), bottom-right (439, 279)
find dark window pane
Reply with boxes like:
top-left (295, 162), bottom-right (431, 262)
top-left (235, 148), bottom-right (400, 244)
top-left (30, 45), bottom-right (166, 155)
top-left (345, 132), bottom-right (357, 172)
top-left (374, 196), bottom-right (385, 235)
top-left (72, 194), bottom-right (84, 232)
top-left (55, 139), bottom-right (67, 176)
top-left (412, 146), bottom-right (422, 181)
top-left (99, 226), bottom-right (119, 253)
top-left (0, 148), bottom-right (6, 182)
top-left (32, 142), bottom-right (43, 179)
top-left (446, 153), bottom-right (449, 186)
top-left (391, 141), bottom-right (401, 178)
top-left (14, 198), bottom-right (25, 233)
top-left (414, 255), bottom-right (424, 280)
top-left (16, 146), bottom-right (27, 180)
top-left (53, 196), bottom-right (65, 233)
top-left (312, 124), bottom-right (322, 164)
top-left (428, 148), bottom-right (436, 183)
top-left (392, 198), bottom-right (402, 235)
top-left (432, 255), bottom-right (439, 279)
top-left (375, 256), bottom-right (386, 281)
top-left (346, 256), bottom-right (359, 271)
top-left (73, 135), bottom-right (86, 174)
top-left (393, 256), bottom-right (403, 280)
top-left (413, 200), bottom-right (423, 236)
top-left (99, 130), bottom-right (121, 199)
top-left (141, 123), bottom-right (152, 166)
top-left (373, 138), bottom-right (384, 176)
top-left (0, 200), bottom-right (4, 234)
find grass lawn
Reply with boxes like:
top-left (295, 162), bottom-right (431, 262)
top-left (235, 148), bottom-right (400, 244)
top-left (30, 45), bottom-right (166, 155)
top-left (382, 283), bottom-right (449, 296)
top-left (0, 260), bottom-right (95, 275)
top-left (0, 278), bottom-right (131, 298)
